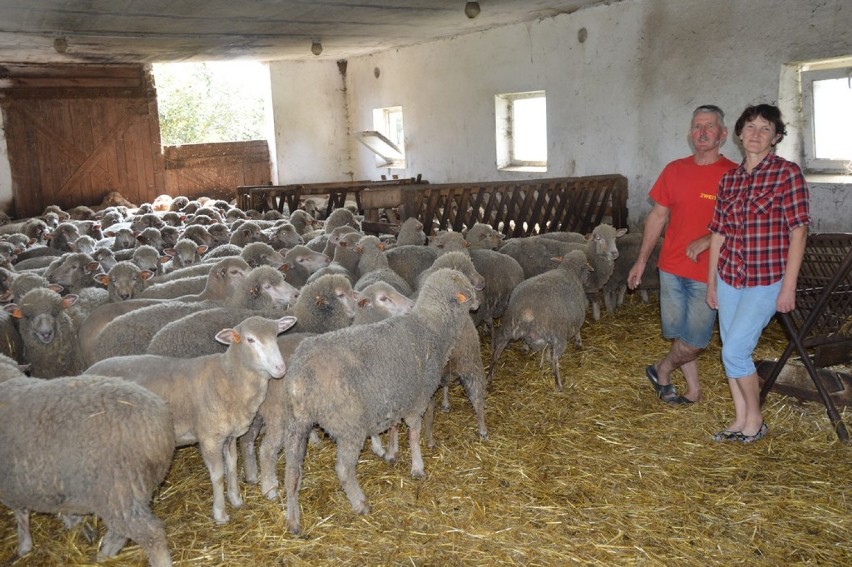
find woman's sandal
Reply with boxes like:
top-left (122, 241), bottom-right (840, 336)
top-left (711, 430), bottom-right (742, 442)
top-left (645, 365), bottom-right (665, 395)
top-left (738, 423), bottom-right (768, 444)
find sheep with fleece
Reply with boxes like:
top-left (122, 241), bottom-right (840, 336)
top-left (488, 249), bottom-right (592, 392)
top-left (163, 238), bottom-right (208, 271)
top-left (0, 361), bottom-right (175, 566)
top-left (279, 268), bottom-right (479, 534)
top-left (354, 235), bottom-right (413, 296)
top-left (5, 288), bottom-right (83, 378)
top-left (80, 257), bottom-right (251, 365)
top-left (280, 245), bottom-right (331, 288)
top-left (469, 248), bottom-right (525, 335)
top-left (86, 315), bottom-right (296, 524)
top-left (44, 252), bottom-right (100, 294)
top-left (146, 266), bottom-right (301, 358)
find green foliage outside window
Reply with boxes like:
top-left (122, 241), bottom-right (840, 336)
top-left (153, 61), bottom-right (270, 146)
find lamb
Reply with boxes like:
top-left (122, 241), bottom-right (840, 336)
top-left (0, 369), bottom-right (174, 566)
top-left (414, 250), bottom-right (486, 292)
top-left (279, 268), bottom-right (479, 534)
top-left (280, 245), bottom-right (331, 288)
top-left (288, 209), bottom-right (319, 235)
top-left (464, 222), bottom-right (504, 250)
top-left (385, 244), bottom-right (446, 291)
top-left (130, 244), bottom-right (168, 275)
top-left (351, 280), bottom-right (414, 325)
top-left (307, 230), bottom-right (362, 284)
top-left (395, 217), bottom-right (427, 246)
top-left (305, 209), bottom-right (361, 252)
top-left (164, 238), bottom-right (208, 270)
top-left (5, 288), bottom-right (83, 378)
top-left (7, 272), bottom-right (57, 303)
top-left (283, 273), bottom-right (359, 334)
top-left (103, 227), bottom-right (137, 250)
top-left (94, 261), bottom-right (154, 301)
top-left (134, 227), bottom-right (167, 253)
top-left (91, 246), bottom-right (117, 272)
top-left (488, 249), bottom-right (592, 392)
top-left (469, 248), bottom-right (525, 334)
top-left (203, 243), bottom-right (243, 259)
top-left (207, 223), bottom-right (232, 248)
top-left (181, 224), bottom-right (216, 248)
top-left (139, 274), bottom-right (208, 299)
top-left (501, 224), bottom-right (625, 320)
top-left (43, 252), bottom-right (100, 294)
top-left (266, 222), bottom-right (304, 250)
top-left (602, 231), bottom-right (662, 312)
top-left (429, 230), bottom-right (470, 254)
top-left (129, 213), bottom-right (165, 232)
top-left (86, 316), bottom-right (296, 524)
top-left (47, 222), bottom-right (80, 252)
top-left (241, 241), bottom-right (285, 269)
top-left (81, 257), bottom-right (251, 364)
top-left (354, 235), bottom-right (413, 296)
top-left (229, 221), bottom-right (266, 247)
top-left (145, 266), bottom-right (301, 358)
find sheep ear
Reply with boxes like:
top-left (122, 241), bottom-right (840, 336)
top-left (615, 228), bottom-right (628, 238)
top-left (61, 294), bottom-right (78, 309)
top-left (4, 304), bottom-right (22, 319)
top-left (139, 270), bottom-right (155, 281)
top-left (163, 248), bottom-right (176, 258)
top-left (215, 328), bottom-right (240, 345)
top-left (357, 297), bottom-right (370, 308)
top-left (453, 291), bottom-right (472, 304)
top-left (94, 273), bottom-right (110, 287)
top-left (197, 245), bottom-right (209, 255)
top-left (277, 316), bottom-right (298, 334)
top-left (0, 290), bottom-right (12, 303)
top-left (158, 255), bottom-right (171, 265)
top-left (48, 284), bottom-right (64, 294)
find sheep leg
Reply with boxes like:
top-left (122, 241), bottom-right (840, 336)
top-left (458, 371), bottom-right (489, 441)
top-left (487, 335), bottom-right (509, 387)
top-left (198, 439), bottom-right (230, 524)
top-left (224, 437), bottom-right (243, 509)
top-left (14, 509), bottom-right (32, 557)
top-left (551, 342), bottom-right (566, 392)
top-left (369, 425), bottom-right (398, 463)
top-left (239, 415), bottom-right (263, 484)
top-left (98, 528), bottom-right (128, 559)
top-left (284, 420), bottom-right (312, 535)
top-left (101, 510), bottom-right (172, 567)
top-left (334, 435), bottom-right (370, 515)
top-left (423, 396), bottom-right (436, 449)
top-left (404, 414), bottom-right (426, 479)
top-left (258, 419), bottom-right (284, 499)
top-left (441, 385), bottom-right (451, 412)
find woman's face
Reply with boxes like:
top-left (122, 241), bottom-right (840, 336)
top-left (739, 116), bottom-right (780, 156)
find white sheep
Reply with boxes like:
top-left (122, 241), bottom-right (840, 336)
top-left (0, 365), bottom-right (174, 566)
top-left (280, 268), bottom-right (479, 535)
top-left (5, 288), bottom-right (83, 378)
top-left (489, 249), bottom-right (592, 392)
top-left (85, 315), bottom-right (296, 524)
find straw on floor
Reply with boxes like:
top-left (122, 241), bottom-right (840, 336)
top-left (1, 297), bottom-right (849, 566)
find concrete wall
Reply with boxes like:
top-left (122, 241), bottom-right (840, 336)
top-left (269, 0), bottom-right (852, 232)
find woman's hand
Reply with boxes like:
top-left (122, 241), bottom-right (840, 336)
top-left (776, 288), bottom-right (796, 313)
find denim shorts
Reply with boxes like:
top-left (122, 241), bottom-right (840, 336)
top-left (716, 276), bottom-right (782, 379)
top-left (659, 270), bottom-right (717, 349)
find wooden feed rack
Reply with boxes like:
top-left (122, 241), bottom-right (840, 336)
top-left (360, 174), bottom-right (628, 237)
top-left (758, 232), bottom-right (852, 443)
top-left (236, 176), bottom-right (425, 217)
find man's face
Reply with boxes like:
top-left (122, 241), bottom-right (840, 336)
top-left (690, 112), bottom-right (727, 153)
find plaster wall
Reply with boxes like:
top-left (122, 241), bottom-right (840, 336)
top-left (0, 128), bottom-right (11, 216)
top-left (268, 60), bottom-right (352, 184)
top-left (269, 0), bottom-right (851, 232)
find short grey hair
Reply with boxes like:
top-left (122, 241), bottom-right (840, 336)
top-left (693, 104), bottom-right (726, 128)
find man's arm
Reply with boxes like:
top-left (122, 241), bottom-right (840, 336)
top-left (628, 202), bottom-right (669, 290)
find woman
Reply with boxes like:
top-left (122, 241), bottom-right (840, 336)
top-left (706, 104), bottom-right (810, 443)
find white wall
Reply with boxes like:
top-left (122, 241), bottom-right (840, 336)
top-left (268, 60), bottom-right (352, 184)
top-left (269, 0), bottom-right (852, 232)
top-left (0, 123), bottom-right (13, 216)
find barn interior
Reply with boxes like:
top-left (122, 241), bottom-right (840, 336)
top-left (0, 1), bottom-right (850, 565)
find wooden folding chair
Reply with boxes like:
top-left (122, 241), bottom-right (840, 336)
top-left (759, 233), bottom-right (852, 443)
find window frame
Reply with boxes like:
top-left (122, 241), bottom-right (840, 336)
top-left (359, 106), bottom-right (406, 169)
top-left (800, 63), bottom-right (852, 175)
top-left (495, 90), bottom-right (547, 172)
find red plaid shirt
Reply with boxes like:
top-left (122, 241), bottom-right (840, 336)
top-left (708, 153), bottom-right (810, 288)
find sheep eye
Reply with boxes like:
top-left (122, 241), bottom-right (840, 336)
top-left (246, 337), bottom-right (256, 343)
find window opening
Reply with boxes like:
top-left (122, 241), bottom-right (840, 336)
top-left (800, 61), bottom-right (852, 174)
top-left (495, 91), bottom-right (547, 172)
top-left (358, 106), bottom-right (406, 169)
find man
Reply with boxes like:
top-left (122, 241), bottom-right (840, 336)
top-left (628, 105), bottom-right (736, 404)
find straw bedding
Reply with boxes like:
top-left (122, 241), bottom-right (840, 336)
top-left (1, 297), bottom-right (849, 565)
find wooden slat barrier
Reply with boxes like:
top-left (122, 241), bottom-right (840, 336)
top-left (361, 174), bottom-right (628, 237)
top-left (236, 176), bottom-right (425, 217)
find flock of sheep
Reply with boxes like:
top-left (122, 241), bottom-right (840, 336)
top-left (0, 194), bottom-right (657, 565)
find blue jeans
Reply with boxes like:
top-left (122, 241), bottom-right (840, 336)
top-left (716, 276), bottom-right (782, 379)
top-left (659, 270), bottom-right (717, 349)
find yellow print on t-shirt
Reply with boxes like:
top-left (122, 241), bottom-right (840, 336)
top-left (699, 193), bottom-right (716, 201)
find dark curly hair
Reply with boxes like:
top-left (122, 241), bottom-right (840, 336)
top-left (734, 104), bottom-right (787, 145)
